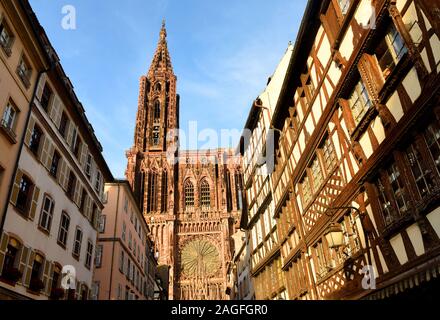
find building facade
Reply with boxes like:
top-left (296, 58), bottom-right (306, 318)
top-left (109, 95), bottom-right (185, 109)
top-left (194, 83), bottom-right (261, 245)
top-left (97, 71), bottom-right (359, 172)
top-left (0, 0), bottom-right (113, 300)
top-left (240, 44), bottom-right (293, 300)
top-left (260, 0), bottom-right (440, 300)
top-left (92, 181), bottom-right (158, 300)
top-left (0, 0), bottom-right (49, 233)
top-left (226, 229), bottom-right (255, 300)
top-left (125, 23), bottom-right (244, 300)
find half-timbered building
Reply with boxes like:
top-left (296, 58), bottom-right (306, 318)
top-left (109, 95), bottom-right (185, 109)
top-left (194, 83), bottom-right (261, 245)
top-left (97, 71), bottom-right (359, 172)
top-left (266, 0), bottom-right (440, 300)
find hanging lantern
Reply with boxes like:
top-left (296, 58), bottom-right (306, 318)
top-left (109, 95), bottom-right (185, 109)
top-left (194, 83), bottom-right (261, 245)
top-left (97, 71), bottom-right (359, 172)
top-left (324, 223), bottom-right (344, 249)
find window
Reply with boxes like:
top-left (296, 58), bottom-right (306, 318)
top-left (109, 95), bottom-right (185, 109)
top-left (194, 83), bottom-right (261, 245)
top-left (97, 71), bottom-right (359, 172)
top-left (119, 251), bottom-right (125, 273)
top-left (424, 123), bottom-right (440, 173)
top-left (376, 179), bottom-right (393, 226)
top-left (387, 163), bottom-right (409, 215)
top-left (128, 232), bottom-right (132, 250)
top-left (375, 24), bottom-right (408, 80)
top-left (200, 180), bottom-right (211, 211)
top-left (122, 222), bottom-right (126, 241)
top-left (29, 254), bottom-right (44, 292)
top-left (74, 136), bottom-right (82, 159)
top-left (92, 281), bottom-right (100, 300)
top-left (1, 100), bottom-right (18, 133)
top-left (161, 171), bottom-right (168, 213)
top-left (16, 175), bottom-right (34, 214)
top-left (95, 245), bottom-right (103, 268)
top-left (311, 157), bottom-right (324, 192)
top-left (184, 180), bottom-right (195, 211)
top-left (59, 112), bottom-right (68, 138)
top-left (153, 101), bottom-right (161, 122)
top-left (147, 172), bottom-right (158, 212)
top-left (98, 215), bottom-right (106, 233)
top-left (66, 171), bottom-right (76, 200)
top-left (1, 238), bottom-right (20, 277)
top-left (40, 83), bottom-right (53, 111)
top-left (95, 171), bottom-right (102, 193)
top-left (16, 55), bottom-right (32, 88)
top-left (85, 154), bottom-right (92, 179)
top-left (57, 212), bottom-right (70, 247)
top-left (72, 227), bottom-right (83, 258)
top-left (406, 143), bottom-right (434, 198)
top-left (29, 124), bottom-right (43, 157)
top-left (50, 265), bottom-right (61, 294)
top-left (375, 162), bottom-right (410, 227)
top-left (0, 19), bottom-right (14, 55)
top-left (340, 213), bottom-right (361, 257)
top-left (348, 80), bottom-right (372, 125)
top-left (322, 137), bottom-right (337, 172)
top-left (337, 0), bottom-right (350, 15)
top-left (85, 241), bottom-right (93, 269)
top-left (301, 175), bottom-right (312, 206)
top-left (50, 151), bottom-right (61, 178)
top-left (79, 191), bottom-right (87, 214)
top-left (91, 203), bottom-right (98, 226)
top-left (39, 195), bottom-right (54, 232)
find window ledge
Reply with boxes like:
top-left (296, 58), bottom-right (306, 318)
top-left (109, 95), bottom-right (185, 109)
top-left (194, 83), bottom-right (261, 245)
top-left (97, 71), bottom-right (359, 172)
top-left (0, 121), bottom-right (17, 144)
top-left (378, 53), bottom-right (412, 103)
top-left (0, 43), bottom-right (12, 57)
top-left (350, 107), bottom-right (378, 142)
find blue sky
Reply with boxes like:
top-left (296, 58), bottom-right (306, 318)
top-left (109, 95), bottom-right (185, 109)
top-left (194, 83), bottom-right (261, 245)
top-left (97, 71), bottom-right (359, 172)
top-left (29, 0), bottom-right (307, 178)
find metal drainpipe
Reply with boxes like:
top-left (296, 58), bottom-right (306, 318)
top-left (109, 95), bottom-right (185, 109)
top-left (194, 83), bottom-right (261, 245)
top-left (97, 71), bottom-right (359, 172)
top-left (108, 184), bottom-right (121, 300)
top-left (0, 69), bottom-right (48, 234)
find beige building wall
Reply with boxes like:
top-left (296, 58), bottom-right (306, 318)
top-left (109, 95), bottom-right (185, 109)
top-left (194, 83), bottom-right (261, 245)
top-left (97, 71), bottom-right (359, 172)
top-left (94, 181), bottom-right (157, 300)
top-left (0, 0), bottom-right (48, 229)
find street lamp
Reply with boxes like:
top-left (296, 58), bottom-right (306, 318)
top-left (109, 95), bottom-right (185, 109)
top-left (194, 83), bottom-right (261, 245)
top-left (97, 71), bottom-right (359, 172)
top-left (324, 222), bottom-right (344, 249)
top-left (324, 206), bottom-right (372, 266)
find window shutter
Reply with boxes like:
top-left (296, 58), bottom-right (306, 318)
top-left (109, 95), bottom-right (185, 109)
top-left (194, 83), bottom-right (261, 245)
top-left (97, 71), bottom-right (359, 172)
top-left (17, 246), bottom-right (29, 283)
top-left (24, 117), bottom-right (36, 147)
top-left (35, 73), bottom-right (47, 101)
top-left (49, 96), bottom-right (63, 128)
top-left (0, 233), bottom-right (9, 276)
top-left (23, 250), bottom-right (35, 287)
top-left (46, 262), bottom-right (55, 296)
top-left (80, 144), bottom-right (88, 167)
top-left (77, 281), bottom-right (82, 300)
top-left (93, 209), bottom-right (101, 230)
top-left (45, 143), bottom-right (55, 170)
top-left (86, 197), bottom-right (92, 221)
top-left (58, 160), bottom-right (69, 191)
top-left (74, 183), bottom-right (82, 207)
top-left (40, 136), bottom-right (51, 168)
top-left (42, 259), bottom-right (52, 296)
top-left (10, 169), bottom-right (23, 206)
top-left (66, 123), bottom-right (75, 147)
top-left (29, 186), bottom-right (40, 221)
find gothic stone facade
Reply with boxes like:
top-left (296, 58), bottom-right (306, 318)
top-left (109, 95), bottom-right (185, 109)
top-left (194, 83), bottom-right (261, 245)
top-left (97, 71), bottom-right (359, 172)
top-left (125, 23), bottom-right (243, 300)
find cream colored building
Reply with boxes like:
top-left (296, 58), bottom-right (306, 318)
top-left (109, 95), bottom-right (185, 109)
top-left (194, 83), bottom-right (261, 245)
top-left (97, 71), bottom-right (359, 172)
top-left (92, 181), bottom-right (157, 300)
top-left (0, 0), bottom-right (49, 231)
top-left (0, 0), bottom-right (113, 300)
top-left (240, 44), bottom-right (293, 300)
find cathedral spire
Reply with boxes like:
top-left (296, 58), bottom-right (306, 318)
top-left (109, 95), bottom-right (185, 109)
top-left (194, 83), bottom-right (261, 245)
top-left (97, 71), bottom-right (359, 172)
top-left (148, 20), bottom-right (173, 76)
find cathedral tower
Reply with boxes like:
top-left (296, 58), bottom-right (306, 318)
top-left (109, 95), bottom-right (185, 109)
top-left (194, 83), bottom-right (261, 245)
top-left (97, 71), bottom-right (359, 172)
top-left (126, 22), bottom-right (243, 300)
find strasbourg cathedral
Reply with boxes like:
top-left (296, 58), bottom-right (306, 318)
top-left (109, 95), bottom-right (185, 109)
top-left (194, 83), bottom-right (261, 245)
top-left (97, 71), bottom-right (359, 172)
top-left (125, 22), bottom-right (243, 300)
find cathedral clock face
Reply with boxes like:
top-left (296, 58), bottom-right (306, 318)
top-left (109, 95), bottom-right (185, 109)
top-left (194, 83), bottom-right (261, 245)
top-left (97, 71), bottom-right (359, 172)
top-left (181, 240), bottom-right (220, 277)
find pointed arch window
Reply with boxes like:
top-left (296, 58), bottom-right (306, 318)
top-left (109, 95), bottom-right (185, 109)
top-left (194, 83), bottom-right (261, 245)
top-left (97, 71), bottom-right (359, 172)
top-left (153, 101), bottom-right (161, 122)
top-left (184, 180), bottom-right (194, 212)
top-left (147, 171), bottom-right (158, 212)
top-left (161, 171), bottom-right (168, 213)
top-left (200, 180), bottom-right (211, 211)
